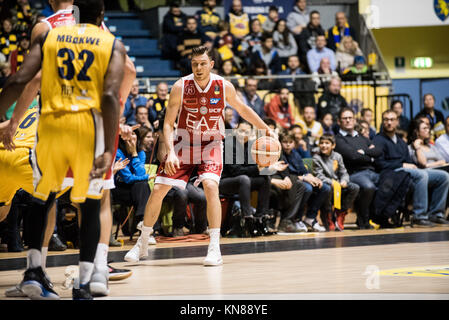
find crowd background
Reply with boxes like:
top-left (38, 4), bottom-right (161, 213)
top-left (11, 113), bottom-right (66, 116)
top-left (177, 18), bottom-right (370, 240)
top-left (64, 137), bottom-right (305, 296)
top-left (0, 0), bottom-right (448, 254)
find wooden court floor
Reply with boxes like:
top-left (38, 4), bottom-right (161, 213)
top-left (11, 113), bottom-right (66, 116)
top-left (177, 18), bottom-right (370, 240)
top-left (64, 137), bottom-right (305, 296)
top-left (0, 222), bottom-right (449, 300)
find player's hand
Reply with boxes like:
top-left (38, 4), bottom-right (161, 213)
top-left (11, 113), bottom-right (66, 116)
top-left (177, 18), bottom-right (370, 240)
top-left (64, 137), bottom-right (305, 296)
top-left (270, 160), bottom-right (288, 172)
top-left (113, 157), bottom-right (130, 174)
top-left (164, 150), bottom-right (180, 176)
top-left (90, 151), bottom-right (113, 179)
top-left (0, 120), bottom-right (17, 151)
top-left (119, 123), bottom-right (140, 141)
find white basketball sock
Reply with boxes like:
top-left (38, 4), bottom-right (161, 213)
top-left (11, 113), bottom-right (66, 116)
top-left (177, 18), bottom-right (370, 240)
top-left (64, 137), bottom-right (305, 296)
top-left (94, 243), bottom-right (109, 269)
top-left (208, 228), bottom-right (221, 247)
top-left (79, 261), bottom-right (95, 286)
top-left (27, 249), bottom-right (41, 269)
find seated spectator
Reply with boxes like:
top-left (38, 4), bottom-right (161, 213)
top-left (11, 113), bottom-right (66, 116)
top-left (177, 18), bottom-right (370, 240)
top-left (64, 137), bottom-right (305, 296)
top-left (286, 0), bottom-right (309, 38)
top-left (279, 55), bottom-right (305, 90)
top-left (326, 11), bottom-right (357, 52)
top-left (279, 131), bottom-right (329, 232)
top-left (0, 61), bottom-right (11, 89)
top-left (335, 36), bottom-right (363, 72)
top-left (250, 32), bottom-right (282, 75)
top-left (271, 131), bottom-right (307, 233)
top-left (246, 58), bottom-right (274, 90)
top-left (435, 116), bottom-right (449, 162)
top-left (306, 35), bottom-right (336, 73)
top-left (313, 134), bottom-right (359, 231)
top-left (161, 3), bottom-right (187, 60)
top-left (414, 93), bottom-right (445, 140)
top-left (225, 0), bottom-right (249, 40)
top-left (220, 121), bottom-right (276, 220)
top-left (216, 34), bottom-right (236, 64)
top-left (263, 117), bottom-right (278, 132)
top-left (408, 119), bottom-right (448, 169)
top-left (272, 19), bottom-right (298, 66)
top-left (135, 105), bottom-right (152, 130)
top-left (136, 126), bottom-right (156, 165)
top-left (123, 80), bottom-right (147, 126)
top-left (112, 130), bottom-right (151, 234)
top-left (11, 0), bottom-right (35, 32)
top-left (359, 108), bottom-right (376, 140)
top-left (147, 82), bottom-right (169, 130)
top-left (239, 77), bottom-right (265, 119)
top-left (297, 10), bottom-right (325, 73)
top-left (239, 18), bottom-right (263, 60)
top-left (320, 112), bottom-right (334, 136)
top-left (373, 110), bottom-right (449, 227)
top-left (0, 18), bottom-right (18, 58)
top-left (289, 124), bottom-right (311, 158)
top-left (9, 31), bottom-right (29, 74)
top-left (262, 6), bottom-right (279, 33)
top-left (311, 57), bottom-right (339, 89)
top-left (341, 55), bottom-right (371, 81)
top-left (224, 106), bottom-right (238, 129)
top-left (355, 119), bottom-right (371, 140)
top-left (335, 107), bottom-right (382, 229)
top-left (195, 0), bottom-right (221, 40)
top-left (177, 16), bottom-right (211, 75)
top-left (390, 100), bottom-right (410, 139)
top-left (297, 105), bottom-right (323, 149)
top-left (264, 87), bottom-right (294, 129)
top-left (317, 76), bottom-right (348, 126)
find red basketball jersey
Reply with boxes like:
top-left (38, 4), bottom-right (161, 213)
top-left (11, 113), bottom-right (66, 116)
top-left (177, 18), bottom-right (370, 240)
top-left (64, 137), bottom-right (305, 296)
top-left (177, 73), bottom-right (226, 145)
top-left (43, 9), bottom-right (76, 29)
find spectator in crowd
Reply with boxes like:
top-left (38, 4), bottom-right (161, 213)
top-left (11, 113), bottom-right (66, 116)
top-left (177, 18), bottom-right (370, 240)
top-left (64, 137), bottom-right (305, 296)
top-left (220, 121), bottom-right (276, 221)
top-left (123, 80), bottom-right (147, 126)
top-left (263, 117), bottom-right (278, 132)
top-left (0, 61), bottom-right (11, 89)
top-left (147, 82), bottom-right (169, 130)
top-left (306, 35), bottom-right (336, 73)
top-left (341, 55), bottom-right (371, 81)
top-left (373, 110), bottom-right (449, 227)
top-left (313, 134), bottom-right (360, 231)
top-left (297, 105), bottom-right (323, 149)
top-left (136, 126), bottom-right (156, 165)
top-left (239, 18), bottom-right (263, 60)
top-left (414, 93), bottom-right (445, 139)
top-left (279, 55), bottom-right (305, 90)
top-left (408, 119), bottom-right (448, 169)
top-left (264, 87), bottom-right (295, 129)
top-left (335, 35), bottom-right (363, 72)
top-left (11, 0), bottom-right (35, 32)
top-left (326, 11), bottom-right (357, 52)
top-left (272, 131), bottom-right (307, 233)
top-left (9, 31), bottom-right (29, 74)
top-left (225, 0), bottom-right (249, 40)
top-left (320, 112), bottom-right (334, 136)
top-left (262, 6), bottom-right (279, 33)
top-left (297, 10), bottom-right (324, 72)
top-left (335, 107), bottom-right (382, 229)
top-left (250, 32), bottom-right (282, 75)
top-left (166, 179), bottom-right (208, 237)
top-left (289, 124), bottom-right (311, 158)
top-left (286, 0), bottom-right (309, 37)
top-left (195, 0), bottom-right (221, 40)
top-left (177, 16), bottom-right (211, 75)
top-left (317, 76), bottom-right (348, 125)
top-left (390, 99), bottom-right (410, 139)
top-left (272, 19), bottom-right (298, 66)
top-left (112, 131), bottom-right (152, 234)
top-left (356, 119), bottom-right (371, 140)
top-left (359, 108), bottom-right (376, 140)
top-left (311, 57), bottom-right (339, 89)
top-left (0, 18), bottom-right (18, 58)
top-left (216, 33), bottom-right (236, 65)
top-left (219, 59), bottom-right (243, 89)
top-left (224, 106), bottom-right (238, 129)
top-left (135, 105), bottom-right (152, 130)
top-left (161, 3), bottom-right (187, 60)
top-left (239, 77), bottom-right (265, 119)
top-left (435, 116), bottom-right (449, 162)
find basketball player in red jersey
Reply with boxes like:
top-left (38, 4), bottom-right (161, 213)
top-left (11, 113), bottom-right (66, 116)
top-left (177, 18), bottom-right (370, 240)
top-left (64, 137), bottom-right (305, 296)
top-left (2, 0), bottom-right (136, 298)
top-left (125, 45), bottom-right (276, 266)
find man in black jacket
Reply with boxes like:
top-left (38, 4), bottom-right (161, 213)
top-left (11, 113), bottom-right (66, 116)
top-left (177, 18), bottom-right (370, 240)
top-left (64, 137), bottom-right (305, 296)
top-left (161, 4), bottom-right (187, 60)
top-left (317, 76), bottom-right (348, 129)
top-left (335, 107), bottom-right (382, 228)
top-left (297, 10), bottom-right (325, 73)
top-left (414, 93), bottom-right (445, 138)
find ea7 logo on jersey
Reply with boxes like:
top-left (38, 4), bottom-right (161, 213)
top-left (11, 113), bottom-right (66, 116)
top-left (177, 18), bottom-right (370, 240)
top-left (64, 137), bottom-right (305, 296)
top-left (210, 98), bottom-right (221, 105)
top-left (186, 113), bottom-right (221, 131)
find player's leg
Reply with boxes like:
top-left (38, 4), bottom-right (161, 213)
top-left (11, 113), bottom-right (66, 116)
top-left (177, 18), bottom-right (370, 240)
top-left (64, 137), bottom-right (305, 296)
top-left (201, 178), bottom-right (223, 266)
top-left (124, 183), bottom-right (172, 262)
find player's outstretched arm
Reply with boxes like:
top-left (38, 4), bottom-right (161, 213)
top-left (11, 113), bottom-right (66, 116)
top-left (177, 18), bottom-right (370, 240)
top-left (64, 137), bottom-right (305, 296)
top-left (0, 31), bottom-right (45, 118)
top-left (162, 79), bottom-right (182, 176)
top-left (91, 40), bottom-right (126, 179)
top-left (224, 80), bottom-right (274, 137)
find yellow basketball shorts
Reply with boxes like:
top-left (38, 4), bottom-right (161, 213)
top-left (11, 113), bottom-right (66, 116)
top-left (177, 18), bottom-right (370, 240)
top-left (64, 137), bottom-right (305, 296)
top-left (32, 109), bottom-right (105, 203)
top-left (0, 147), bottom-right (34, 206)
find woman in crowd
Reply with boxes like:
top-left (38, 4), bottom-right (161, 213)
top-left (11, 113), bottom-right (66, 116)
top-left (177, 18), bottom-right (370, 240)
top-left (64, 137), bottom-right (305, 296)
top-left (272, 19), bottom-right (297, 66)
top-left (335, 35), bottom-right (363, 73)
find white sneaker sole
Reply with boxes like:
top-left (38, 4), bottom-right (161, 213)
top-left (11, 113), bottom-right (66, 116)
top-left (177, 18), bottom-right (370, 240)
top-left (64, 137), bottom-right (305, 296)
top-left (21, 281), bottom-right (59, 300)
top-left (90, 282), bottom-right (110, 297)
top-left (5, 285), bottom-right (27, 297)
top-left (124, 254), bottom-right (140, 263)
top-left (203, 257), bottom-right (223, 266)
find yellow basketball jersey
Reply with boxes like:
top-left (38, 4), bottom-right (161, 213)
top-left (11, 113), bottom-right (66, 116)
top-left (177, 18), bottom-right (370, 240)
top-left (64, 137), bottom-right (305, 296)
top-left (40, 24), bottom-right (116, 115)
top-left (229, 12), bottom-right (250, 39)
top-left (0, 107), bottom-right (37, 150)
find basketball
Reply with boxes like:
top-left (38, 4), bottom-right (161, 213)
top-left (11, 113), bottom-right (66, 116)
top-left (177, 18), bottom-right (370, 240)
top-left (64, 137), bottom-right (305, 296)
top-left (251, 136), bottom-right (281, 167)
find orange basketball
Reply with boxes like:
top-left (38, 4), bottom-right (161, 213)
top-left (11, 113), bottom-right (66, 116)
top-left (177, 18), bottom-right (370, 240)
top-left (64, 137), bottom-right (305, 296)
top-left (251, 136), bottom-right (281, 167)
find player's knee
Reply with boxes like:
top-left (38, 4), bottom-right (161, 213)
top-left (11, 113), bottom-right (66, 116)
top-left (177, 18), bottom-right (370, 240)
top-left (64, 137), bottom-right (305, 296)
top-left (202, 179), bottom-right (219, 195)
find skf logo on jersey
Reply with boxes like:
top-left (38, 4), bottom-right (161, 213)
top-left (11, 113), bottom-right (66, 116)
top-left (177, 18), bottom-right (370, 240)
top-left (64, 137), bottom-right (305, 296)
top-left (434, 0), bottom-right (449, 21)
top-left (186, 85), bottom-right (195, 95)
top-left (199, 106), bottom-right (208, 115)
top-left (200, 97), bottom-right (208, 105)
top-left (214, 85), bottom-right (220, 95)
top-left (210, 98), bottom-right (221, 105)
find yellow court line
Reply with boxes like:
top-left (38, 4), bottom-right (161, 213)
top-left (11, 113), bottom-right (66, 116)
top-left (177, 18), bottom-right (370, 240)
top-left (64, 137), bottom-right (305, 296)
top-left (379, 266), bottom-right (449, 278)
